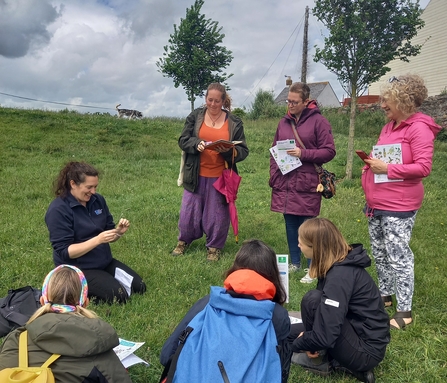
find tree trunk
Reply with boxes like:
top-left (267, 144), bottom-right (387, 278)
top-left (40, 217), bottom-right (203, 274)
top-left (345, 92), bottom-right (358, 180)
top-left (190, 99), bottom-right (195, 112)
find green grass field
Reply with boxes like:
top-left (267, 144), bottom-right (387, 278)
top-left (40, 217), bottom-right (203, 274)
top-left (0, 106), bottom-right (446, 382)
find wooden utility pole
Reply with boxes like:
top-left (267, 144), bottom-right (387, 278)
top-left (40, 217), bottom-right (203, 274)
top-left (301, 6), bottom-right (309, 83)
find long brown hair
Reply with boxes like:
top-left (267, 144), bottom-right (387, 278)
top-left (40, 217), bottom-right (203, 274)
top-left (299, 218), bottom-right (350, 279)
top-left (53, 161), bottom-right (99, 197)
top-left (28, 267), bottom-right (97, 323)
top-left (225, 239), bottom-right (287, 304)
top-left (206, 82), bottom-right (232, 112)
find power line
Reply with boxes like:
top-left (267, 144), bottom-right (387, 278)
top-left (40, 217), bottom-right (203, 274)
top-left (0, 91), bottom-right (116, 110)
top-left (241, 16), bottom-right (305, 107)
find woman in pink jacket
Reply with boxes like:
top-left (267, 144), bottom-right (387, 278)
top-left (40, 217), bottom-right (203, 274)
top-left (362, 74), bottom-right (441, 330)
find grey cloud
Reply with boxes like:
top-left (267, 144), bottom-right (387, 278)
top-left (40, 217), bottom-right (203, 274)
top-left (0, 0), bottom-right (60, 58)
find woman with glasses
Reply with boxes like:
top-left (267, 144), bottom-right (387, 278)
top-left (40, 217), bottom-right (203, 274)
top-left (171, 83), bottom-right (249, 261)
top-left (269, 82), bottom-right (336, 283)
top-left (361, 74), bottom-right (441, 329)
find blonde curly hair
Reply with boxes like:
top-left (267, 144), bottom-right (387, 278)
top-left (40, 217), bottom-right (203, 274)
top-left (380, 74), bottom-right (428, 115)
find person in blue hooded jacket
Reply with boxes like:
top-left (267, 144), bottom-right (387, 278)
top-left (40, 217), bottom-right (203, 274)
top-left (290, 218), bottom-right (390, 383)
top-left (160, 239), bottom-right (292, 383)
top-left (45, 161), bottom-right (146, 303)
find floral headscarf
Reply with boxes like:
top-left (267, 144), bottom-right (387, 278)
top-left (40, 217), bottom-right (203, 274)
top-left (41, 265), bottom-right (88, 313)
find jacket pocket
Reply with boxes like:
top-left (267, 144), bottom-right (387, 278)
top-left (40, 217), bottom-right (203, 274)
top-left (291, 171), bottom-right (318, 192)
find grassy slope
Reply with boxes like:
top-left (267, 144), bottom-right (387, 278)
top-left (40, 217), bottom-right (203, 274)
top-left (0, 107), bottom-right (446, 382)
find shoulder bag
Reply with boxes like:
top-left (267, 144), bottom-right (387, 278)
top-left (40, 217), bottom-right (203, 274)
top-left (289, 121), bottom-right (336, 199)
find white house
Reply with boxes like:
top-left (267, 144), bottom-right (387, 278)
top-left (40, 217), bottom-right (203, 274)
top-left (369, 0), bottom-right (447, 96)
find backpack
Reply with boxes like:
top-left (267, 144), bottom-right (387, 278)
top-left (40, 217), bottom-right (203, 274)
top-left (0, 330), bottom-right (60, 382)
top-left (160, 286), bottom-right (282, 383)
top-left (0, 286), bottom-right (42, 337)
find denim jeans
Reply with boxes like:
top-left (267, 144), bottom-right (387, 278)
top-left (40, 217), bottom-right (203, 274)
top-left (283, 214), bottom-right (313, 267)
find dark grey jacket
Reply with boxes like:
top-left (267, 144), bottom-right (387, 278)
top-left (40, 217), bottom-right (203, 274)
top-left (179, 107), bottom-right (249, 192)
top-left (0, 313), bottom-right (132, 383)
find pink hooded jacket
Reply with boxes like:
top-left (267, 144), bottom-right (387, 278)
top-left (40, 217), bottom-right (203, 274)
top-left (361, 112), bottom-right (442, 212)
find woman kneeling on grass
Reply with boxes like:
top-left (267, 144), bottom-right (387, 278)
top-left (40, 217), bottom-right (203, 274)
top-left (45, 161), bottom-right (146, 304)
top-left (290, 218), bottom-right (390, 383)
top-left (0, 265), bottom-right (132, 383)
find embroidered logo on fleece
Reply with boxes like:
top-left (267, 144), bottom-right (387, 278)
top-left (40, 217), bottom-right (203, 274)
top-left (94, 209), bottom-right (103, 215)
top-left (324, 299), bottom-right (339, 308)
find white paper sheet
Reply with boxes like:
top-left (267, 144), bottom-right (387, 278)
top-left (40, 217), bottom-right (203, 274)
top-left (372, 143), bottom-right (403, 183)
top-left (113, 338), bottom-right (149, 368)
top-left (115, 267), bottom-right (134, 297)
top-left (270, 139), bottom-right (302, 175)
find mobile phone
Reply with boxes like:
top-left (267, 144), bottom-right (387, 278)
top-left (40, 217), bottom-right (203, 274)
top-left (355, 150), bottom-right (370, 161)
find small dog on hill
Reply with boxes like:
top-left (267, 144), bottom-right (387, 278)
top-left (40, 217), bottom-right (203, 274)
top-left (115, 104), bottom-right (143, 119)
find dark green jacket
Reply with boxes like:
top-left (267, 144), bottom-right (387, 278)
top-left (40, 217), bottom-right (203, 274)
top-left (179, 107), bottom-right (249, 192)
top-left (0, 313), bottom-right (132, 383)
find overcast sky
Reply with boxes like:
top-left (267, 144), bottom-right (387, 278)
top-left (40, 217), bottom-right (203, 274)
top-left (0, 0), bottom-right (430, 118)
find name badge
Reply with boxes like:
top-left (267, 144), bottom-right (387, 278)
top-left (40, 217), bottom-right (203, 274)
top-left (324, 299), bottom-right (339, 308)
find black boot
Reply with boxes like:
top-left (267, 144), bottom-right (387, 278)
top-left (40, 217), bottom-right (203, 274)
top-left (291, 351), bottom-right (333, 377)
top-left (334, 363), bottom-right (375, 383)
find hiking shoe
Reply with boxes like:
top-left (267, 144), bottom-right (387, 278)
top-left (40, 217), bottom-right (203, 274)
top-left (207, 247), bottom-right (221, 261)
top-left (171, 241), bottom-right (188, 256)
top-left (291, 351), bottom-right (333, 376)
top-left (300, 271), bottom-right (316, 284)
top-left (289, 264), bottom-right (300, 272)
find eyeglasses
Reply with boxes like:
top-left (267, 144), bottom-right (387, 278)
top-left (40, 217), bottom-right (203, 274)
top-left (286, 99), bottom-right (301, 106)
top-left (388, 76), bottom-right (400, 83)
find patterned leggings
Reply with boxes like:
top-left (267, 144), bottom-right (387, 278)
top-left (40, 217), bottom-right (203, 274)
top-left (368, 213), bottom-right (417, 312)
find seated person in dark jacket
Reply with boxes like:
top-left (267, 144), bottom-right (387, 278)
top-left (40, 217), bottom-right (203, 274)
top-left (0, 265), bottom-right (132, 382)
top-left (45, 161), bottom-right (146, 303)
top-left (160, 239), bottom-right (292, 383)
top-left (290, 218), bottom-right (390, 383)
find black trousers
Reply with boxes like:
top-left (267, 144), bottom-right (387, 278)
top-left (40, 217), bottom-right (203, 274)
top-left (290, 289), bottom-right (383, 372)
top-left (82, 258), bottom-right (146, 304)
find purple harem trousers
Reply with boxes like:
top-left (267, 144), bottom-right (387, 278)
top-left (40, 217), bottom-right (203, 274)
top-left (178, 176), bottom-right (230, 249)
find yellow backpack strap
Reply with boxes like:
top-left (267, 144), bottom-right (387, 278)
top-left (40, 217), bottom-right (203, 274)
top-left (41, 353), bottom-right (61, 368)
top-left (18, 330), bottom-right (29, 368)
top-left (18, 329), bottom-right (61, 369)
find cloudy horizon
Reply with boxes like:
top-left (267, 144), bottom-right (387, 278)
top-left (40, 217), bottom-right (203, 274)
top-left (0, 0), bottom-right (430, 118)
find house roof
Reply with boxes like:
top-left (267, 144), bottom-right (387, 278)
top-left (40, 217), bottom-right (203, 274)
top-left (275, 81), bottom-right (331, 104)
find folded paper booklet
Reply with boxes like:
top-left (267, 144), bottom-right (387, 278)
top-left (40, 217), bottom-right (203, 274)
top-left (372, 143), bottom-right (403, 183)
top-left (204, 139), bottom-right (243, 150)
top-left (270, 139), bottom-right (302, 175)
top-left (114, 338), bottom-right (149, 368)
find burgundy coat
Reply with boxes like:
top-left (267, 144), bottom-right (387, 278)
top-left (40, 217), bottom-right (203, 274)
top-left (269, 101), bottom-right (336, 216)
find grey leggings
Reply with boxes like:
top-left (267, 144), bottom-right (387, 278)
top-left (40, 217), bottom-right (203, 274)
top-left (368, 213), bottom-right (417, 312)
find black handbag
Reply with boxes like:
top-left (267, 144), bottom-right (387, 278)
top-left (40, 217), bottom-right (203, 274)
top-left (289, 121), bottom-right (336, 199)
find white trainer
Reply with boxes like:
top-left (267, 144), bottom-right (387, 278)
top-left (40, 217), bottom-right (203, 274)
top-left (300, 271), bottom-right (316, 284)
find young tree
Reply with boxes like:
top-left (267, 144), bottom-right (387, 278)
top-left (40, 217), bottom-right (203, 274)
top-left (157, 0), bottom-right (233, 112)
top-left (313, 0), bottom-right (425, 179)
